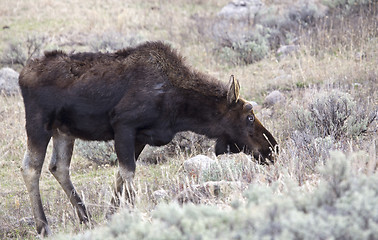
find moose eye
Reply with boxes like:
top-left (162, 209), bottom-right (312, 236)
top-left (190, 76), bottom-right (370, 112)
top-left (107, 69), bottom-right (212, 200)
top-left (247, 115), bottom-right (254, 123)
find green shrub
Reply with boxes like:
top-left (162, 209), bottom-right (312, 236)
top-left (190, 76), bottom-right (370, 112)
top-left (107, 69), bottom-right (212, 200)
top-left (210, 0), bottom-right (374, 65)
top-left (289, 132), bottom-right (338, 170)
top-left (288, 89), bottom-right (375, 170)
top-left (292, 90), bottom-right (371, 139)
top-left (56, 151), bottom-right (378, 240)
top-left (75, 140), bottom-right (117, 165)
top-left (219, 25), bottom-right (270, 65)
top-left (212, 1), bottom-right (327, 65)
top-left (322, 0), bottom-right (372, 9)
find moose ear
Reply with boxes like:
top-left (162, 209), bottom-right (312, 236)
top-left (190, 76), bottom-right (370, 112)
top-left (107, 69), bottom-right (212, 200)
top-left (227, 75), bottom-right (240, 105)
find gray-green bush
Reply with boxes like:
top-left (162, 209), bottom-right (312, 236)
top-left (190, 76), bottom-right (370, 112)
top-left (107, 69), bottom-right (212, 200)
top-left (219, 27), bottom-right (270, 65)
top-left (75, 140), bottom-right (117, 165)
top-left (56, 151), bottom-right (378, 240)
top-left (292, 90), bottom-right (371, 139)
top-left (288, 89), bottom-right (375, 170)
top-left (211, 0), bottom-right (374, 65)
top-left (212, 1), bottom-right (327, 65)
top-left (323, 0), bottom-right (372, 9)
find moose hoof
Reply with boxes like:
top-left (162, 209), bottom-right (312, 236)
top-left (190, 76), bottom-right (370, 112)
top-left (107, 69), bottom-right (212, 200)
top-left (37, 224), bottom-right (51, 237)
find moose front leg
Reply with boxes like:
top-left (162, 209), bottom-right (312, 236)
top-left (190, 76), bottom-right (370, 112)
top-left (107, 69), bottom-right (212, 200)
top-left (111, 142), bottom-right (145, 208)
top-left (109, 127), bottom-right (142, 214)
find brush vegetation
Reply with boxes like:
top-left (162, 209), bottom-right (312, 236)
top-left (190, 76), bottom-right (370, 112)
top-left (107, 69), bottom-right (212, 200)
top-left (0, 0), bottom-right (376, 239)
top-left (57, 152), bottom-right (378, 240)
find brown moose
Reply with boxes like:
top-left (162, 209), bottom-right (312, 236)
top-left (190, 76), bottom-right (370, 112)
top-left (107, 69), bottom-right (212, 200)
top-left (18, 41), bottom-right (277, 236)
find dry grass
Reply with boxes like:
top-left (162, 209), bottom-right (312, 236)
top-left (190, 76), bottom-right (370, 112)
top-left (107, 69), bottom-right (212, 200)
top-left (0, 0), bottom-right (377, 239)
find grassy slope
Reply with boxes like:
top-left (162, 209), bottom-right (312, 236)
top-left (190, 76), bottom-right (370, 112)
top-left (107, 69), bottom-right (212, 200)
top-left (0, 0), bottom-right (377, 239)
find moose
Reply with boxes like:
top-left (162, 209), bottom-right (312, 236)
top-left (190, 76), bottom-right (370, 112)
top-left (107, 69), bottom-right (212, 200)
top-left (19, 41), bottom-right (277, 236)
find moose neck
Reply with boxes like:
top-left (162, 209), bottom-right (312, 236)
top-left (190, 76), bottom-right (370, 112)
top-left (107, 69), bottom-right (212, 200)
top-left (174, 89), bottom-right (227, 140)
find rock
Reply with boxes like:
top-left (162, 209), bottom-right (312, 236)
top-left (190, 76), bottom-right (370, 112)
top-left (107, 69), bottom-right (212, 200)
top-left (153, 189), bottom-right (169, 202)
top-left (264, 90), bottom-right (285, 107)
top-left (248, 100), bottom-right (258, 108)
top-left (0, 67), bottom-right (20, 95)
top-left (218, 0), bottom-right (264, 20)
top-left (183, 155), bottom-right (216, 177)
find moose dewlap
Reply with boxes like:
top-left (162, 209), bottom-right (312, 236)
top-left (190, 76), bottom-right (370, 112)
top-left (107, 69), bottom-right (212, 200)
top-left (18, 41), bottom-right (277, 236)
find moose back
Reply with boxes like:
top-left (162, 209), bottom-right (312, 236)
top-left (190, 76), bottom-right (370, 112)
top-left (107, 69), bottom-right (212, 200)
top-left (19, 41), bottom-right (277, 236)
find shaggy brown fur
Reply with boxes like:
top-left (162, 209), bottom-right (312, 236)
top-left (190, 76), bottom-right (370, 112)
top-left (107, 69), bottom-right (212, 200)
top-left (19, 41), bottom-right (277, 236)
top-left (20, 42), bottom-right (227, 97)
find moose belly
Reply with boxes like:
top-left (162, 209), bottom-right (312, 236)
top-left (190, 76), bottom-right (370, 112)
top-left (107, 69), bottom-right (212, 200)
top-left (55, 112), bottom-right (114, 141)
top-left (136, 128), bottom-right (174, 146)
top-left (58, 123), bottom-right (114, 141)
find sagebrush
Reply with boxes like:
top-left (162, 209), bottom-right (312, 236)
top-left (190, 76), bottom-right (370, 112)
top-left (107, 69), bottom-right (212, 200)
top-left (56, 151), bottom-right (378, 240)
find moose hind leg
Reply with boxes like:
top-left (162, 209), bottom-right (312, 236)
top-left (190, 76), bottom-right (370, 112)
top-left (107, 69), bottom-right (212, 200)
top-left (49, 131), bottom-right (89, 223)
top-left (21, 140), bottom-right (51, 236)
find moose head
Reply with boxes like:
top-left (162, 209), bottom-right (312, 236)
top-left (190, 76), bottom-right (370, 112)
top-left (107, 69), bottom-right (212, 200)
top-left (215, 76), bottom-right (278, 164)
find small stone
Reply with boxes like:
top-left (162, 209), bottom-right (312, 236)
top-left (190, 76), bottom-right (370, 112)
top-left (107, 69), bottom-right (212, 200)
top-left (248, 101), bottom-right (258, 108)
top-left (153, 189), bottom-right (169, 202)
top-left (183, 155), bottom-right (216, 177)
top-left (264, 90), bottom-right (285, 107)
top-left (0, 67), bottom-right (20, 96)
